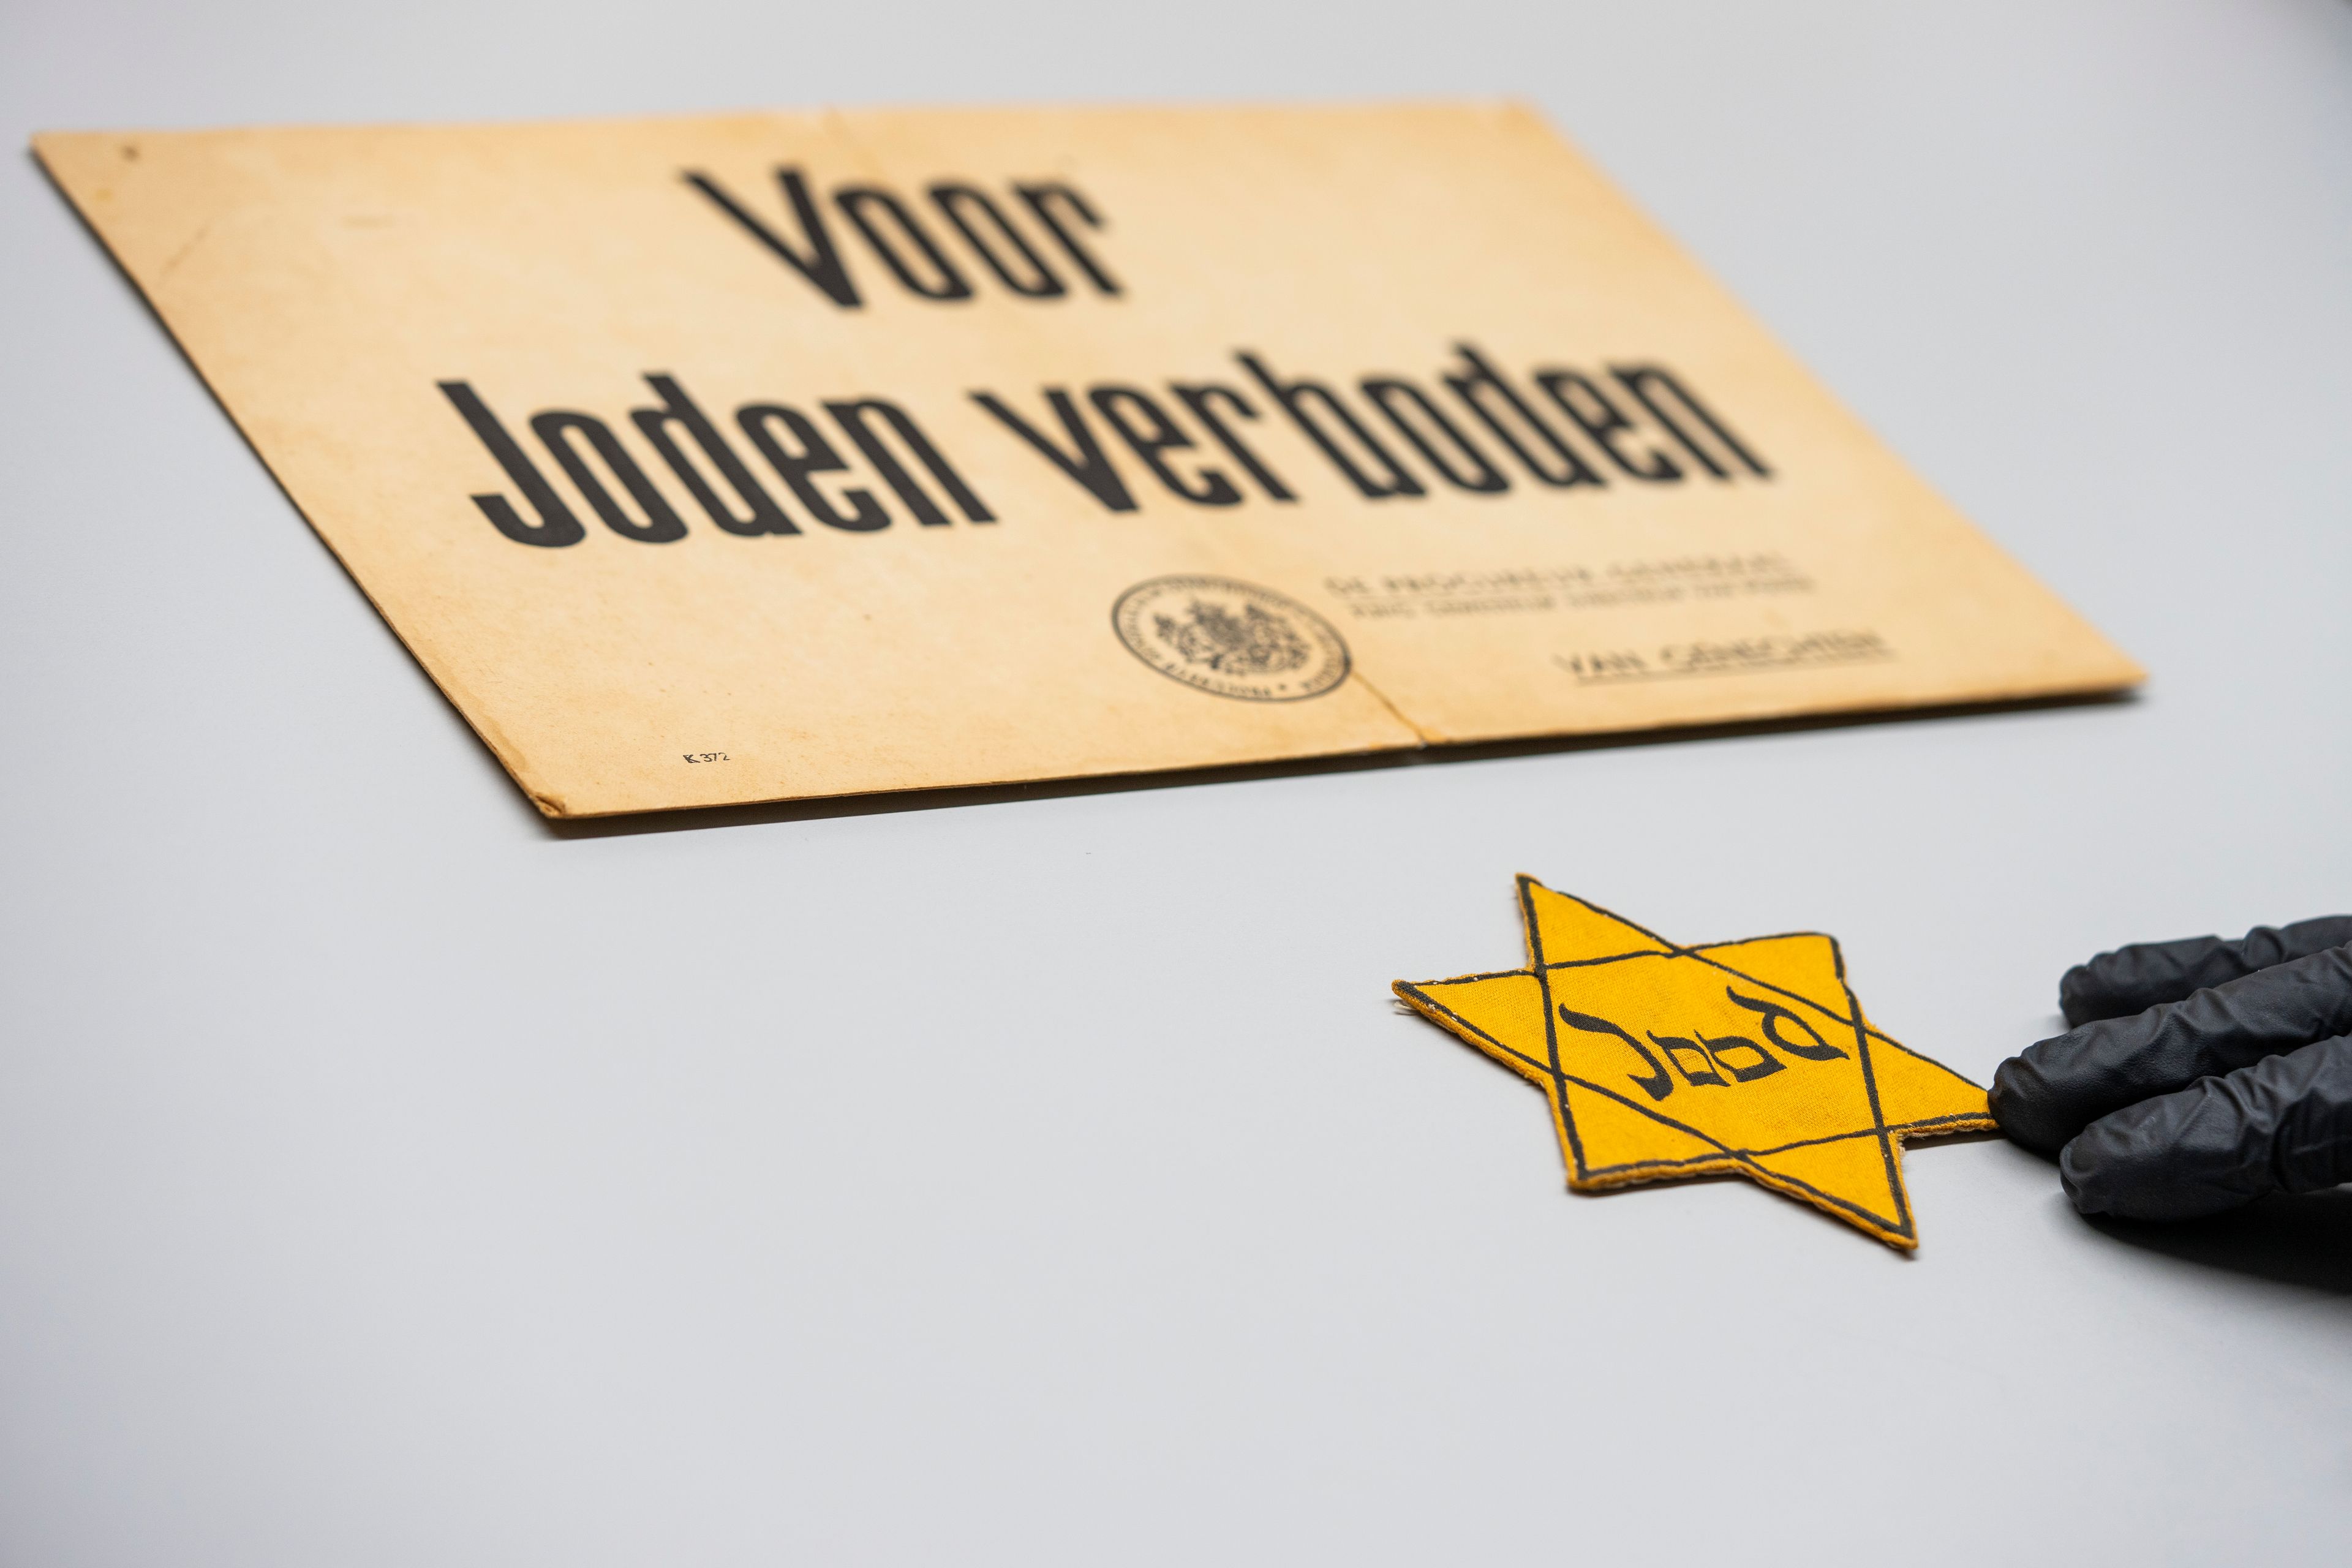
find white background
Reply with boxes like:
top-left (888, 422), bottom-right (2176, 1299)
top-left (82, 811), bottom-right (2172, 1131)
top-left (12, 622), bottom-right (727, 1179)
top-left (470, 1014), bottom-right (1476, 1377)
top-left (4, 1), bottom-right (2350, 1561)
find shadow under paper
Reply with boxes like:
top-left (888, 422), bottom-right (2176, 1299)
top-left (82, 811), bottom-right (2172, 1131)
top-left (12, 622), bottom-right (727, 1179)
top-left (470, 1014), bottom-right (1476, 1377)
top-left (538, 690), bottom-right (2135, 839)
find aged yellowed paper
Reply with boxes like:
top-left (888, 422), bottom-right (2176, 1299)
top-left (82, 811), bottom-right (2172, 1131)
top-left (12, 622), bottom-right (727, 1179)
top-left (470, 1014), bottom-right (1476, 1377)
top-left (34, 105), bottom-right (2140, 816)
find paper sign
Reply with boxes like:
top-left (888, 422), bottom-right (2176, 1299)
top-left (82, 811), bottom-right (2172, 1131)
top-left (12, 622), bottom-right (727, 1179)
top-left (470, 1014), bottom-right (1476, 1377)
top-left (35, 105), bottom-right (2140, 816)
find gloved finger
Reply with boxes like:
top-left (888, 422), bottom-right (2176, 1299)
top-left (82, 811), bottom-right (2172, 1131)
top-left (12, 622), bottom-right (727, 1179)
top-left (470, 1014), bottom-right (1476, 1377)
top-left (2057, 1033), bottom-right (2352, 1219)
top-left (1989, 943), bottom-right (2352, 1155)
top-left (2059, 916), bottom-right (2352, 1026)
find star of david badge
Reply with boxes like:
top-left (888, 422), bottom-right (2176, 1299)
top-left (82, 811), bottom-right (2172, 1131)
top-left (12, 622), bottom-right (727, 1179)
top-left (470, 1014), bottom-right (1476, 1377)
top-left (1394, 878), bottom-right (1994, 1249)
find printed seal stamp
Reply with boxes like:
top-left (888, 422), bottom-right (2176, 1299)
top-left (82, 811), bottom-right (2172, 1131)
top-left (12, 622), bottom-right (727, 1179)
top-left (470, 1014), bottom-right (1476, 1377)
top-left (1112, 575), bottom-right (1350, 701)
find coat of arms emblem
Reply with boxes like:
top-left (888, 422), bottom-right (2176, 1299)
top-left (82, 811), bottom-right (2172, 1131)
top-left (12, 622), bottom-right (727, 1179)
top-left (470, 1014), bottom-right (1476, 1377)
top-left (1153, 598), bottom-right (1312, 678)
top-left (1112, 575), bottom-right (1351, 702)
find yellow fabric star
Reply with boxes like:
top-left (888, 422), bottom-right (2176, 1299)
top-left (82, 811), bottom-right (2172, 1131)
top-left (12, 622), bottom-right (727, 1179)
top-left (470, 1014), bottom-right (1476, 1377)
top-left (1395, 878), bottom-right (1994, 1249)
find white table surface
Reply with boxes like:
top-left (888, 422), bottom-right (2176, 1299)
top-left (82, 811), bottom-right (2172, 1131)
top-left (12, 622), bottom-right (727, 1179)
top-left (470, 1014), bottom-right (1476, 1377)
top-left (5, 1), bottom-right (2349, 1561)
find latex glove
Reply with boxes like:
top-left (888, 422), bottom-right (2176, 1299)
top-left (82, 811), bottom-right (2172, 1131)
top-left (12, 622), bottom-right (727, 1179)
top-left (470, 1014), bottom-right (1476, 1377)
top-left (1988, 918), bottom-right (2352, 1219)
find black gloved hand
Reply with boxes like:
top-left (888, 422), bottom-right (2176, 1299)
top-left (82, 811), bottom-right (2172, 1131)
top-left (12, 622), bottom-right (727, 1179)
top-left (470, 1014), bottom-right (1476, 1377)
top-left (1989, 918), bottom-right (2352, 1220)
